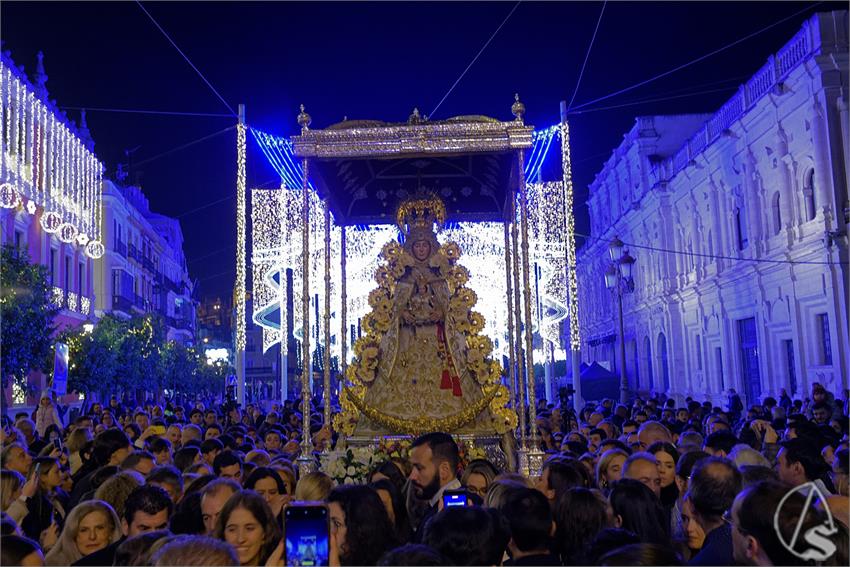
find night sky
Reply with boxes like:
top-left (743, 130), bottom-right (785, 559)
top-left (2, 1), bottom-right (843, 300)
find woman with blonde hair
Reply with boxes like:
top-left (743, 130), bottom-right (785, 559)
top-left (596, 448), bottom-right (629, 493)
top-left (294, 471), bottom-right (333, 501)
top-left (460, 459), bottom-right (499, 499)
top-left (1, 469), bottom-right (36, 524)
top-left (44, 499), bottom-right (122, 566)
top-left (66, 427), bottom-right (93, 475)
top-left (94, 471), bottom-right (144, 519)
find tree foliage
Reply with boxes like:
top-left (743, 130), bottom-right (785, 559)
top-left (0, 245), bottom-right (59, 391)
top-left (58, 313), bottom-right (229, 401)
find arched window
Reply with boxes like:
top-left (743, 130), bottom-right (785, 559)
top-left (644, 336), bottom-right (653, 390)
top-left (695, 334), bottom-right (703, 371)
top-left (735, 207), bottom-right (749, 250)
top-left (804, 169), bottom-right (816, 221)
top-left (657, 333), bottom-right (670, 391)
top-left (772, 192), bottom-right (782, 235)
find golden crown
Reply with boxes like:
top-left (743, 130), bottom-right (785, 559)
top-left (395, 195), bottom-right (447, 236)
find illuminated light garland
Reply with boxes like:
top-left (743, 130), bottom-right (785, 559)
top-left (0, 182), bottom-right (18, 208)
top-left (0, 55), bottom-right (103, 256)
top-left (559, 121), bottom-right (581, 350)
top-left (51, 286), bottom-right (64, 307)
top-left (248, 122), bottom-right (572, 370)
top-left (235, 121), bottom-right (247, 353)
top-left (57, 222), bottom-right (78, 244)
top-left (80, 296), bottom-right (91, 315)
top-left (67, 291), bottom-right (78, 312)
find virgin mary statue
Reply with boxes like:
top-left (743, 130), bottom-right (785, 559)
top-left (336, 195), bottom-right (516, 438)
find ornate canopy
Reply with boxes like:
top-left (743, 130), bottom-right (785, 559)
top-left (290, 112), bottom-right (534, 225)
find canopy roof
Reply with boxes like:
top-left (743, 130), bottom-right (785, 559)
top-left (290, 113), bottom-right (534, 226)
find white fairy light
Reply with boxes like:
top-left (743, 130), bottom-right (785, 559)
top-left (235, 122), bottom-right (247, 352)
top-left (0, 57), bottom-right (103, 255)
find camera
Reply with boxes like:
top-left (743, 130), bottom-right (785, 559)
top-left (221, 375), bottom-right (240, 423)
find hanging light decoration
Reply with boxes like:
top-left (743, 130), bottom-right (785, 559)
top-left (0, 182), bottom-right (18, 208)
top-left (85, 239), bottom-right (105, 259)
top-left (1, 55), bottom-right (103, 253)
top-left (40, 211), bottom-right (62, 233)
top-left (57, 222), bottom-right (78, 243)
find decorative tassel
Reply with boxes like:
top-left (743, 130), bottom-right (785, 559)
top-left (440, 369), bottom-right (452, 390)
top-left (451, 375), bottom-right (462, 397)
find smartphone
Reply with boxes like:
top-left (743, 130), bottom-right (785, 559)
top-left (53, 438), bottom-right (62, 450)
top-left (284, 503), bottom-right (329, 566)
top-left (442, 489), bottom-right (469, 508)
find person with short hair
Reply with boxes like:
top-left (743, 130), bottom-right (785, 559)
top-left (181, 424), bottom-right (203, 447)
top-left (501, 487), bottom-right (558, 565)
top-left (776, 438), bottom-right (832, 494)
top-left (1, 534), bottom-right (44, 566)
top-left (119, 451), bottom-right (155, 477)
top-left (151, 534), bottom-right (239, 566)
top-left (147, 465), bottom-right (184, 503)
top-left (212, 450), bottom-right (243, 482)
top-left (45, 499), bottom-right (122, 566)
top-left (637, 421), bottom-right (673, 450)
top-left (173, 447), bottom-right (201, 473)
top-left (731, 480), bottom-right (838, 566)
top-left (200, 439), bottom-right (223, 466)
top-left (200, 478), bottom-right (240, 535)
top-left (686, 456), bottom-right (742, 565)
top-left (423, 505), bottom-right (507, 566)
top-left (623, 452), bottom-right (661, 497)
top-left (408, 433), bottom-right (460, 541)
top-left (704, 430), bottom-right (739, 458)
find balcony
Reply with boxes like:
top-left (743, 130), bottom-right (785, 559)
top-left (112, 294), bottom-right (134, 313)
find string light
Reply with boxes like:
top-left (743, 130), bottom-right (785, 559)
top-left (559, 121), bottom-right (581, 350)
top-left (234, 121), bottom-right (247, 352)
top-left (0, 55), bottom-right (103, 257)
top-left (247, 124), bottom-right (573, 365)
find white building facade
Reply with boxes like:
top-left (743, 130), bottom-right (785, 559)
top-left (95, 179), bottom-right (195, 344)
top-left (577, 11), bottom-right (849, 405)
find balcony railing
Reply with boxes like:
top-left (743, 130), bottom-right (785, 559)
top-left (112, 294), bottom-right (134, 312)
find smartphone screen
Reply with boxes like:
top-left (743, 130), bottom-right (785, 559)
top-left (53, 438), bottom-right (62, 450)
top-left (285, 504), bottom-right (329, 566)
top-left (442, 489), bottom-right (469, 508)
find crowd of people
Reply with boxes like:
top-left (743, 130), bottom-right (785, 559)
top-left (0, 383), bottom-right (847, 566)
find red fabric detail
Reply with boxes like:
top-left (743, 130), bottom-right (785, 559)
top-left (440, 369), bottom-right (452, 390)
top-left (451, 375), bottom-right (462, 397)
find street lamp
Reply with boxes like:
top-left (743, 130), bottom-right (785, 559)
top-left (605, 237), bottom-right (636, 404)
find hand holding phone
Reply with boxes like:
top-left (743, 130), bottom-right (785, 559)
top-left (284, 503), bottom-right (330, 566)
top-left (442, 489), bottom-right (469, 508)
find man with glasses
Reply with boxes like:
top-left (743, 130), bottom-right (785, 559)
top-left (730, 480), bottom-right (835, 565)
